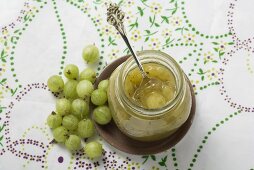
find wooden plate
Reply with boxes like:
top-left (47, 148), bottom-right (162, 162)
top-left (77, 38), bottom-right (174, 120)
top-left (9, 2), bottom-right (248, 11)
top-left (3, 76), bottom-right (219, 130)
top-left (94, 55), bottom-right (196, 155)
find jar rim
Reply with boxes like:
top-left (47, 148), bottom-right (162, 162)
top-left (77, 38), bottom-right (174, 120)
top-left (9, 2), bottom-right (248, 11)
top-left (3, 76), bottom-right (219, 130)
top-left (118, 50), bottom-right (184, 117)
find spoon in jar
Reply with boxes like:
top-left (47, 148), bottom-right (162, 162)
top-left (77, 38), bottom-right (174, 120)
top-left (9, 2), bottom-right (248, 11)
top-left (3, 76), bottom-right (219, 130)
top-left (106, 3), bottom-right (163, 102)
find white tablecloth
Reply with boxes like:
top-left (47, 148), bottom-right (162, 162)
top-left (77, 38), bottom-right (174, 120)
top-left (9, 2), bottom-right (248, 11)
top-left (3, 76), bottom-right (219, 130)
top-left (0, 0), bottom-right (253, 169)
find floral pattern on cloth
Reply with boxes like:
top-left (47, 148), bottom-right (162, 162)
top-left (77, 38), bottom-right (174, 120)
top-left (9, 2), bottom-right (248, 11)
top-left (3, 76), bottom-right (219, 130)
top-left (0, 0), bottom-right (254, 169)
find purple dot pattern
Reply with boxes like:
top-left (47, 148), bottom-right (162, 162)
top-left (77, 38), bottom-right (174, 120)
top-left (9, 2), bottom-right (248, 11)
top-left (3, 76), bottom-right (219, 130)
top-left (217, 0), bottom-right (254, 112)
top-left (0, 0), bottom-right (254, 169)
top-left (58, 156), bottom-right (63, 163)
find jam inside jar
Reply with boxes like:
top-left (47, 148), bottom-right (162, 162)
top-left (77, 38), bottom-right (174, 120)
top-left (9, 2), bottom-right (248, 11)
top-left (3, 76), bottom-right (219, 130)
top-left (125, 63), bottom-right (177, 110)
top-left (108, 50), bottom-right (192, 142)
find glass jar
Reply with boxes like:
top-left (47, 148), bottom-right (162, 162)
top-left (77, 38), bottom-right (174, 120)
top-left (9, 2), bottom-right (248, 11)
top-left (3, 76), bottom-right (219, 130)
top-left (108, 50), bottom-right (192, 142)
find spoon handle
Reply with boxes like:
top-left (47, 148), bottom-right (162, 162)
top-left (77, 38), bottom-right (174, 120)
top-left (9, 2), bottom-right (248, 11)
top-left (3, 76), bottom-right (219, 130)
top-left (107, 3), bottom-right (147, 78)
top-left (119, 31), bottom-right (146, 77)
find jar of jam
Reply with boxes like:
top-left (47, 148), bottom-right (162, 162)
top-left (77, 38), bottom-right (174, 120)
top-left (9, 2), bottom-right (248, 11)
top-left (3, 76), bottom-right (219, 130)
top-left (107, 50), bottom-right (192, 142)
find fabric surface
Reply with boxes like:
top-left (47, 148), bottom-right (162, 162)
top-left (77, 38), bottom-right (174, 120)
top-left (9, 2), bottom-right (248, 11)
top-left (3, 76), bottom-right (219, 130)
top-left (0, 0), bottom-right (254, 169)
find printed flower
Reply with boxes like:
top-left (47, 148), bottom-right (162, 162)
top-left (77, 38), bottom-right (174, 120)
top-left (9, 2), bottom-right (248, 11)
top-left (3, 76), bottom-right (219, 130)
top-left (82, 2), bottom-right (91, 12)
top-left (0, 37), bottom-right (4, 43)
top-left (114, 32), bottom-right (121, 39)
top-left (125, 0), bottom-right (135, 8)
top-left (171, 16), bottom-right (182, 27)
top-left (0, 92), bottom-right (3, 101)
top-left (1, 86), bottom-right (8, 93)
top-left (125, 11), bottom-right (135, 24)
top-left (102, 25), bottom-right (120, 39)
top-left (183, 33), bottom-right (195, 43)
top-left (203, 51), bottom-right (216, 64)
top-left (190, 80), bottom-right (200, 91)
top-left (150, 2), bottom-right (162, 15)
top-left (130, 30), bottom-right (141, 42)
top-left (0, 32), bottom-right (10, 43)
top-left (94, 14), bottom-right (103, 26)
top-left (148, 38), bottom-right (161, 49)
top-left (161, 28), bottom-right (172, 37)
top-left (3, 46), bottom-right (10, 53)
top-left (0, 67), bottom-right (6, 76)
top-left (102, 25), bottom-right (114, 36)
top-left (108, 49), bottom-right (120, 60)
top-left (207, 68), bottom-right (218, 80)
top-left (218, 41), bottom-right (227, 51)
top-left (28, 9), bottom-right (33, 15)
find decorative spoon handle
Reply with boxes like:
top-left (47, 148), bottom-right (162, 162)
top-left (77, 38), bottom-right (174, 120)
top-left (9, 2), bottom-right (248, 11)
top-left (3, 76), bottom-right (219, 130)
top-left (107, 3), bottom-right (147, 78)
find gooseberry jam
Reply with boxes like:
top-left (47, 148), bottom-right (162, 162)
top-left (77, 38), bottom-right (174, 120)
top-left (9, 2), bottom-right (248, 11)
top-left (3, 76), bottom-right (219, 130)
top-left (108, 50), bottom-right (192, 142)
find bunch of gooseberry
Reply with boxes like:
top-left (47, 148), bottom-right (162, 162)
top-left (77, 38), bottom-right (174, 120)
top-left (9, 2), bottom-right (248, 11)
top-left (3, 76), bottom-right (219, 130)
top-left (46, 45), bottom-right (111, 159)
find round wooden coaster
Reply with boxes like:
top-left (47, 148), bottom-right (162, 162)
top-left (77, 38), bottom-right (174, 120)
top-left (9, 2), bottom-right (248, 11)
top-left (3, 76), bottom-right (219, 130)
top-left (94, 55), bottom-right (196, 155)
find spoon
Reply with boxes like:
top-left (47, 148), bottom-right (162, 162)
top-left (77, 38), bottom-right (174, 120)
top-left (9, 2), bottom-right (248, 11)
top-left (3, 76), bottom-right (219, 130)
top-left (106, 3), bottom-right (163, 98)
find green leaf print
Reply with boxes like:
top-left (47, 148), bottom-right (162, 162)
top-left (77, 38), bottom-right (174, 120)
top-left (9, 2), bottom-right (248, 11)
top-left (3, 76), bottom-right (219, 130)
top-left (145, 30), bottom-right (151, 34)
top-left (1, 50), bottom-right (5, 57)
top-left (10, 36), bottom-right (18, 44)
top-left (0, 49), bottom-right (7, 58)
top-left (166, 2), bottom-right (178, 15)
top-left (23, 14), bottom-right (30, 23)
top-left (144, 30), bottom-right (158, 42)
top-left (14, 29), bottom-right (20, 34)
top-left (201, 75), bottom-right (205, 81)
top-left (93, 0), bottom-right (103, 5)
top-left (142, 155), bottom-right (157, 164)
top-left (158, 156), bottom-right (167, 167)
top-left (197, 68), bottom-right (204, 75)
top-left (163, 37), bottom-right (175, 46)
top-left (151, 155), bottom-right (156, 161)
top-left (123, 48), bottom-right (130, 55)
top-left (142, 155), bottom-right (149, 164)
top-left (212, 42), bottom-right (219, 45)
top-left (175, 26), bottom-right (189, 35)
top-left (149, 15), bottom-right (160, 28)
top-left (140, 0), bottom-right (150, 7)
top-left (0, 78), bottom-right (7, 85)
top-left (0, 106), bottom-right (6, 114)
top-left (0, 57), bottom-right (6, 63)
top-left (219, 51), bottom-right (225, 58)
top-left (118, 0), bottom-right (124, 6)
top-left (0, 125), bottom-right (4, 132)
top-left (129, 18), bottom-right (138, 31)
top-left (154, 23), bottom-right (160, 27)
top-left (213, 48), bottom-right (219, 52)
top-left (0, 135), bottom-right (3, 147)
top-left (197, 68), bottom-right (207, 81)
top-left (137, 6), bottom-right (145, 16)
top-left (108, 36), bottom-right (117, 46)
top-left (10, 88), bottom-right (18, 96)
top-left (161, 16), bottom-right (170, 23)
